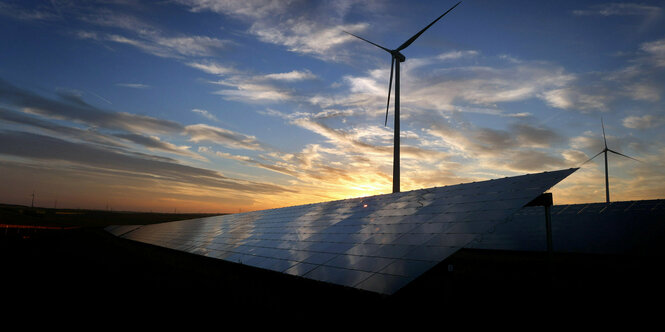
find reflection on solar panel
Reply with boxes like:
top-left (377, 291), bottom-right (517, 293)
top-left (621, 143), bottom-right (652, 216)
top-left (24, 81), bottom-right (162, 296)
top-left (106, 168), bottom-right (577, 295)
top-left (469, 199), bottom-right (665, 255)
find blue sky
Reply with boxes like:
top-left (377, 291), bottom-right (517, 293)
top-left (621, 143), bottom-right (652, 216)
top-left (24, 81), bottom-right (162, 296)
top-left (1, 0), bottom-right (664, 212)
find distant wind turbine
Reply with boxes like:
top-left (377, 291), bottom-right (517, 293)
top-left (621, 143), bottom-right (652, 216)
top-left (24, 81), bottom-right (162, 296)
top-left (345, 1), bottom-right (462, 193)
top-left (581, 117), bottom-right (641, 203)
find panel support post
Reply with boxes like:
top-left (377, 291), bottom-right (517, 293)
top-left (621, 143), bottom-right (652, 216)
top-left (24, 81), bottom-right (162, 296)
top-left (545, 204), bottom-right (553, 259)
top-left (525, 193), bottom-right (554, 278)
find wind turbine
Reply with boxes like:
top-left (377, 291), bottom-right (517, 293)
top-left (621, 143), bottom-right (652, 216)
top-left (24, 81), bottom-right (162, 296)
top-left (581, 118), bottom-right (641, 203)
top-left (345, 1), bottom-right (462, 193)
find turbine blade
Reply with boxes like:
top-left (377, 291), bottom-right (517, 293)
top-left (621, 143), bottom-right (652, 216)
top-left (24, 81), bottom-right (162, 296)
top-left (395, 1), bottom-right (462, 51)
top-left (343, 31), bottom-right (392, 53)
top-left (581, 150), bottom-right (604, 166)
top-left (607, 148), bottom-right (642, 162)
top-left (601, 117), bottom-right (607, 148)
top-left (385, 56), bottom-right (395, 126)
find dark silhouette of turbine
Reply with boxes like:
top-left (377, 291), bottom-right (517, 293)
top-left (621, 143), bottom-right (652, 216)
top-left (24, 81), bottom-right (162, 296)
top-left (581, 117), bottom-right (641, 203)
top-left (345, 1), bottom-right (462, 193)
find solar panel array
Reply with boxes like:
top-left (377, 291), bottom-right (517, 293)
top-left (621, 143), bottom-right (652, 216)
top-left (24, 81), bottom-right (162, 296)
top-left (107, 168), bottom-right (576, 295)
top-left (468, 199), bottom-right (665, 255)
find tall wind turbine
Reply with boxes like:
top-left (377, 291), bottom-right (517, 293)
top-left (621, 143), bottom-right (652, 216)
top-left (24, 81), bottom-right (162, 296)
top-left (581, 118), bottom-right (641, 203)
top-left (345, 1), bottom-right (462, 193)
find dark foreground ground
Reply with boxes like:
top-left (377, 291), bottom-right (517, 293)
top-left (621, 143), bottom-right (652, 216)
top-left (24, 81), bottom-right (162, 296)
top-left (2, 204), bottom-right (664, 314)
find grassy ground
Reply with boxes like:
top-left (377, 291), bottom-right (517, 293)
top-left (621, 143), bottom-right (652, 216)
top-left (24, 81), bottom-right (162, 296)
top-left (0, 203), bottom-right (221, 227)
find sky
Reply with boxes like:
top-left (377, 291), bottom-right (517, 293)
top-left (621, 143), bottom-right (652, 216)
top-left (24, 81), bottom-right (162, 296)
top-left (1, 0), bottom-right (664, 213)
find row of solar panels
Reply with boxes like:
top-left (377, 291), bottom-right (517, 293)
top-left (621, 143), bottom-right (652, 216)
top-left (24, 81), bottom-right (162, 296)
top-left (469, 199), bottom-right (665, 255)
top-left (106, 168), bottom-right (577, 295)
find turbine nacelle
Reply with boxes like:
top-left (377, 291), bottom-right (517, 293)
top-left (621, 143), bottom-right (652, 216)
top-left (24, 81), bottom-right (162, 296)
top-left (392, 51), bottom-right (406, 62)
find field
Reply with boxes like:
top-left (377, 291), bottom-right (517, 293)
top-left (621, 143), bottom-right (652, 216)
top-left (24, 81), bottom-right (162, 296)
top-left (2, 203), bottom-right (663, 313)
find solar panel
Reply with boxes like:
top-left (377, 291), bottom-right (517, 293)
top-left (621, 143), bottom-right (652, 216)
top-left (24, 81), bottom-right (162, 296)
top-left (106, 168), bottom-right (577, 295)
top-left (468, 199), bottom-right (665, 255)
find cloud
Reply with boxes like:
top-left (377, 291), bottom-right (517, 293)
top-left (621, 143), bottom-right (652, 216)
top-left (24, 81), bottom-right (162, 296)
top-left (185, 123), bottom-right (265, 151)
top-left (422, 118), bottom-right (574, 175)
top-left (96, 32), bottom-right (230, 59)
top-left (284, 114), bottom-right (448, 164)
top-left (175, 0), bottom-right (296, 19)
top-left (249, 21), bottom-right (368, 60)
top-left (0, 78), bottom-right (182, 134)
top-left (622, 81), bottom-right (661, 102)
top-left (426, 120), bottom-right (563, 158)
top-left (502, 150), bottom-right (568, 172)
top-left (116, 83), bottom-right (150, 89)
top-left (0, 107), bottom-right (126, 148)
top-left (341, 37), bottom-right (651, 117)
top-left (265, 69), bottom-right (317, 81)
top-left (199, 146), bottom-right (301, 178)
top-left (175, 0), bottom-right (376, 61)
top-left (573, 3), bottom-right (663, 34)
top-left (573, 3), bottom-right (662, 17)
top-left (542, 87), bottom-right (612, 111)
top-left (191, 109), bottom-right (219, 121)
top-left (0, 2), bottom-right (59, 21)
top-left (74, 8), bottom-right (232, 60)
top-left (0, 130), bottom-right (291, 195)
top-left (623, 114), bottom-right (665, 129)
top-left (2, 106), bottom-right (204, 161)
top-left (112, 133), bottom-right (203, 159)
top-left (436, 50), bottom-right (479, 61)
top-left (537, 38), bottom-right (664, 112)
top-left (187, 63), bottom-right (314, 103)
top-left (187, 61), bottom-right (237, 75)
top-left (1, 77), bottom-right (277, 163)
top-left (511, 123), bottom-right (565, 148)
top-left (213, 82), bottom-right (294, 103)
top-left (340, 58), bottom-right (576, 116)
top-left (337, 38), bottom-right (663, 118)
top-left (641, 38), bottom-right (665, 67)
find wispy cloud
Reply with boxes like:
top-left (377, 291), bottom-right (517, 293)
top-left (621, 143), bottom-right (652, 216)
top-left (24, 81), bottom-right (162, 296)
top-left (187, 61), bottom-right (314, 103)
top-left (573, 3), bottom-right (662, 17)
top-left (187, 61), bottom-right (237, 75)
top-left (175, 0), bottom-right (295, 19)
top-left (73, 7), bottom-right (232, 60)
top-left (81, 31), bottom-right (230, 59)
top-left (175, 0), bottom-right (377, 61)
top-left (436, 50), bottom-right (479, 61)
top-left (185, 123), bottom-right (265, 151)
top-left (573, 3), bottom-right (663, 33)
top-left (337, 55), bottom-right (576, 117)
top-left (0, 130), bottom-right (292, 195)
top-left (0, 78), bottom-right (182, 134)
top-left (212, 82), bottom-right (294, 103)
top-left (265, 69), bottom-right (317, 81)
top-left (191, 108), bottom-right (219, 121)
top-left (0, 77), bottom-right (271, 161)
top-left (0, 107), bottom-right (126, 149)
top-left (112, 133), bottom-right (203, 160)
top-left (623, 114), bottom-right (665, 129)
top-left (249, 21), bottom-right (368, 61)
top-left (0, 2), bottom-right (59, 21)
top-left (116, 83), bottom-right (150, 89)
top-left (426, 120), bottom-right (564, 157)
top-left (641, 38), bottom-right (665, 67)
top-left (542, 87), bottom-right (612, 111)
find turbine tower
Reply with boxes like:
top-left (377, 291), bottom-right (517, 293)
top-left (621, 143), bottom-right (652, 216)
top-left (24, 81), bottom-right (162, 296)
top-left (582, 118), bottom-right (641, 203)
top-left (345, 1), bottom-right (462, 193)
